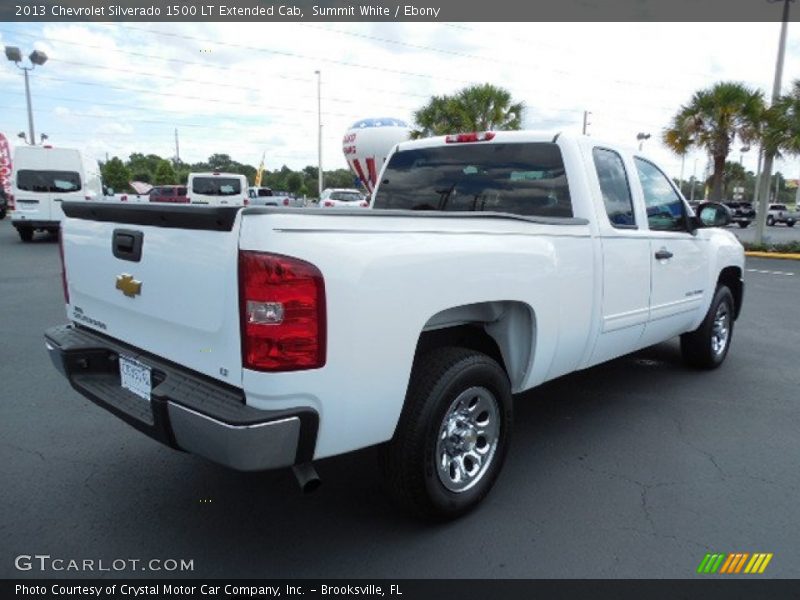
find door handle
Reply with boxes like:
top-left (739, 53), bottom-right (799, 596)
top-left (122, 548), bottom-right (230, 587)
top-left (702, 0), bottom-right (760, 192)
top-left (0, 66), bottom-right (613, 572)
top-left (654, 248), bottom-right (673, 260)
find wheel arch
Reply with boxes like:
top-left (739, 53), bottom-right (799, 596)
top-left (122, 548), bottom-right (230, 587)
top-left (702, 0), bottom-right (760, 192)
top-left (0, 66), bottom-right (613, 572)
top-left (717, 266), bottom-right (743, 320)
top-left (413, 301), bottom-right (537, 392)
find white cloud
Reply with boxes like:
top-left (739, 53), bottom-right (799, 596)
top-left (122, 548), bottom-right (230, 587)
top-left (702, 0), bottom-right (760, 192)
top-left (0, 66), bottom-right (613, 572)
top-left (1, 21), bottom-right (799, 182)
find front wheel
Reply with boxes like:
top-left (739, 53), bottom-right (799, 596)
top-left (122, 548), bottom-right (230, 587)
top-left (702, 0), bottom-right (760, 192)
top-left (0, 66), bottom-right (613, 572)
top-left (378, 347), bottom-right (513, 520)
top-left (17, 227), bottom-right (34, 242)
top-left (0, 208), bottom-right (6, 220)
top-left (787, 220), bottom-right (796, 228)
top-left (680, 286), bottom-right (735, 369)
top-left (738, 221), bottom-right (750, 228)
top-left (766, 216), bottom-right (775, 226)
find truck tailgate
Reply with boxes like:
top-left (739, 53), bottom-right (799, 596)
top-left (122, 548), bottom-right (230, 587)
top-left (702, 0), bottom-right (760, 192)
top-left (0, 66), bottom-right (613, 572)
top-left (60, 202), bottom-right (243, 385)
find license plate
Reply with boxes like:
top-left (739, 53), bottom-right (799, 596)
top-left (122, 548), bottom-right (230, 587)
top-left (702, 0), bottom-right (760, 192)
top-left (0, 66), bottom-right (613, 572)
top-left (119, 355), bottom-right (152, 402)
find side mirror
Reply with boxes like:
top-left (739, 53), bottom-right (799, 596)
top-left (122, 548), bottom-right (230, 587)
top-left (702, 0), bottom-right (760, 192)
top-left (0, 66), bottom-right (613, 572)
top-left (696, 202), bottom-right (732, 228)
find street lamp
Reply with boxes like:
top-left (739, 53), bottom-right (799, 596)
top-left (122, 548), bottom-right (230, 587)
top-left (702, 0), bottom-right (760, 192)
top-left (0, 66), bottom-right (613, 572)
top-left (5, 46), bottom-right (47, 146)
top-left (636, 132), bottom-right (651, 151)
top-left (314, 69), bottom-right (323, 197)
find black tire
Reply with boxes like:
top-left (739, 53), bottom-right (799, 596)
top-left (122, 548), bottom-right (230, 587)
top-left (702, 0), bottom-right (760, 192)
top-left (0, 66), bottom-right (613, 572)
top-left (788, 221), bottom-right (796, 228)
top-left (680, 286), bottom-right (735, 370)
top-left (18, 227), bottom-right (34, 242)
top-left (766, 216), bottom-right (775, 226)
top-left (378, 347), bottom-right (513, 520)
top-left (738, 221), bottom-right (749, 228)
top-left (0, 208), bottom-right (6, 220)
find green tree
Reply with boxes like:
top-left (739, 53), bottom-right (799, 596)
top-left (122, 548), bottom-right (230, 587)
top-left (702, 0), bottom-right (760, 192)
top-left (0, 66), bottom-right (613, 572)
top-left (101, 157), bottom-right (131, 193)
top-left (763, 80), bottom-right (800, 158)
top-left (663, 82), bottom-right (764, 201)
top-left (286, 172), bottom-right (303, 195)
top-left (154, 160), bottom-right (177, 185)
top-left (413, 83), bottom-right (524, 138)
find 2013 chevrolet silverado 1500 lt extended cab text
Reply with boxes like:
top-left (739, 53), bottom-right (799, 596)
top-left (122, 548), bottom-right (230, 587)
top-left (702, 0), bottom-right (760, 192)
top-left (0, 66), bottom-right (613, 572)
top-left (45, 131), bottom-right (744, 518)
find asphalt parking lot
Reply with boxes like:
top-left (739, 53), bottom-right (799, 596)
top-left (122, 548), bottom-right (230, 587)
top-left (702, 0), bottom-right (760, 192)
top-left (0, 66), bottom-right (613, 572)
top-left (731, 222), bottom-right (800, 245)
top-left (1, 219), bottom-right (798, 579)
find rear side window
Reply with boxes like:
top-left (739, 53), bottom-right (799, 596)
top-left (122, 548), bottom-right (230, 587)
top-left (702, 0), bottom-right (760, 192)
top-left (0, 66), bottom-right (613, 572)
top-left (330, 192), bottom-right (362, 202)
top-left (373, 142), bottom-right (572, 218)
top-left (16, 170), bottom-right (81, 193)
top-left (593, 148), bottom-right (635, 228)
top-left (257, 188), bottom-right (273, 197)
top-left (192, 177), bottom-right (241, 196)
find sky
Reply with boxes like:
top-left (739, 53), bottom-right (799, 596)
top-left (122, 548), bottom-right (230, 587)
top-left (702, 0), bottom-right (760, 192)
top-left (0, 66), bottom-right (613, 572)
top-left (1, 21), bottom-right (800, 183)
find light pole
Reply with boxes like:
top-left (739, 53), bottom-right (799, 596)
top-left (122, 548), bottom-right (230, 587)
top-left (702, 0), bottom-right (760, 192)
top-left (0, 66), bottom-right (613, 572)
top-left (314, 70), bottom-right (323, 197)
top-left (637, 132), bottom-right (651, 151)
top-left (755, 0), bottom-right (794, 244)
top-left (5, 46), bottom-right (47, 146)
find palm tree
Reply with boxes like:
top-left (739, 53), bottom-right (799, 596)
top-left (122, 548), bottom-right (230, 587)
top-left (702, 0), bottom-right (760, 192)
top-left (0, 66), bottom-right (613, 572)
top-left (663, 82), bottom-right (764, 201)
top-left (762, 79), bottom-right (800, 158)
top-left (412, 84), bottom-right (524, 139)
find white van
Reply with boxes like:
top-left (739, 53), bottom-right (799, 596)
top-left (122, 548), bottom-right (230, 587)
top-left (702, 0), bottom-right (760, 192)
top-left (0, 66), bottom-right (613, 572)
top-left (187, 172), bottom-right (248, 206)
top-left (11, 145), bottom-right (101, 242)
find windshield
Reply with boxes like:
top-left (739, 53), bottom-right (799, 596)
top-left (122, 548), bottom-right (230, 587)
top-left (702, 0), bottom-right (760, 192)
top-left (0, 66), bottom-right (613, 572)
top-left (329, 192), bottom-right (362, 202)
top-left (192, 177), bottom-right (241, 196)
top-left (372, 142), bottom-right (572, 217)
top-left (16, 170), bottom-right (82, 193)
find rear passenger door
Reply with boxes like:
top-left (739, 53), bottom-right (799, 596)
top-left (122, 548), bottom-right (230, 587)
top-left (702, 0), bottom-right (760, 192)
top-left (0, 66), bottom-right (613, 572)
top-left (587, 146), bottom-right (652, 366)
top-left (633, 157), bottom-right (709, 345)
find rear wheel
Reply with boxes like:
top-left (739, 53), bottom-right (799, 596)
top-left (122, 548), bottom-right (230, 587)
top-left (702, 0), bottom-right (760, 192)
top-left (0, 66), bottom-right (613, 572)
top-left (17, 227), bottom-right (33, 242)
top-left (378, 347), bottom-right (512, 519)
top-left (680, 286), bottom-right (735, 369)
top-left (738, 221), bottom-right (749, 228)
top-left (788, 220), bottom-right (796, 228)
top-left (0, 208), bottom-right (6, 220)
top-left (766, 216), bottom-right (775, 226)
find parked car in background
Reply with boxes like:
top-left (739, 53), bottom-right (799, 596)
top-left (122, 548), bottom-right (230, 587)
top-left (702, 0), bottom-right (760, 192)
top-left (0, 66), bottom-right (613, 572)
top-left (187, 172), bottom-right (248, 206)
top-left (10, 145), bottom-right (102, 241)
top-left (273, 190), bottom-right (305, 208)
top-left (722, 201), bottom-right (755, 228)
top-left (766, 203), bottom-right (797, 227)
top-left (149, 185), bottom-right (188, 203)
top-left (0, 188), bottom-right (7, 219)
top-left (247, 186), bottom-right (274, 205)
top-left (319, 188), bottom-right (369, 208)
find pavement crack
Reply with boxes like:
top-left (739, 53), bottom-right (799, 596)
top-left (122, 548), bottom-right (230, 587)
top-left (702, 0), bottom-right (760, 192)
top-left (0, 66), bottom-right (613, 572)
top-left (2, 442), bottom-right (46, 462)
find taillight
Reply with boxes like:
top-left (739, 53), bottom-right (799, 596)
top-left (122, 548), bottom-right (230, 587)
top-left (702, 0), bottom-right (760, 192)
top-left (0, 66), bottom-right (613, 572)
top-left (120, 195), bottom-right (128, 202)
top-left (84, 195), bottom-right (91, 200)
top-left (283, 198), bottom-right (289, 206)
top-left (323, 200), bottom-right (334, 207)
top-left (239, 251), bottom-right (326, 371)
top-left (360, 201), bottom-right (368, 207)
top-left (59, 230), bottom-right (69, 304)
top-left (243, 197), bottom-right (249, 206)
top-left (7, 193), bottom-right (14, 210)
top-left (445, 131), bottom-right (496, 143)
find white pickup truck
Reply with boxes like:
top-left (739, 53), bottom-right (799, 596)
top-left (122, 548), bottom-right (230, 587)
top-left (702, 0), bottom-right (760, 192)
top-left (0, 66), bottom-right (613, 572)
top-left (45, 131), bottom-right (744, 519)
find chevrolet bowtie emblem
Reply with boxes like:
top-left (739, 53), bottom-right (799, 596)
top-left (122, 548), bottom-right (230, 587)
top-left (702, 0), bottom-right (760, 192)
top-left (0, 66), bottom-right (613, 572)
top-left (116, 274), bottom-right (142, 297)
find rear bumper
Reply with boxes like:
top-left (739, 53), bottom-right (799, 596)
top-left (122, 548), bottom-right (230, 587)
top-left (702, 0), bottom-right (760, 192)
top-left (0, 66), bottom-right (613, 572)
top-left (12, 219), bottom-right (60, 230)
top-left (44, 324), bottom-right (318, 471)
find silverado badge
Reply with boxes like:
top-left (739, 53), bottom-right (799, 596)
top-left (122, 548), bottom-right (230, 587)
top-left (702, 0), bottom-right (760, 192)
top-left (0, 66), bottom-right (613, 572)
top-left (116, 274), bottom-right (142, 298)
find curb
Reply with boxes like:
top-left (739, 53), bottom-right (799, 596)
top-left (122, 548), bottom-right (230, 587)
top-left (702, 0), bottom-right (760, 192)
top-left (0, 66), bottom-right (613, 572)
top-left (745, 251), bottom-right (800, 261)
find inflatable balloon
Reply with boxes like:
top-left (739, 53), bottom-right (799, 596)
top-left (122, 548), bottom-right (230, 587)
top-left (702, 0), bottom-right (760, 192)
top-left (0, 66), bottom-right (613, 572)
top-left (0, 133), bottom-right (12, 197)
top-left (342, 118), bottom-right (411, 194)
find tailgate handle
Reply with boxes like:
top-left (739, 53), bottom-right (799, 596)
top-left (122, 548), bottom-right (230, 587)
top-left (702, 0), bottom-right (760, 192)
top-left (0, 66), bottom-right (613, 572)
top-left (112, 229), bottom-right (143, 262)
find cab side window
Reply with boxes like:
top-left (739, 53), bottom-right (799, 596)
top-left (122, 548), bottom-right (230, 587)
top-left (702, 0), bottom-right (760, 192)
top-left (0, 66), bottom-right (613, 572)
top-left (593, 147), bottom-right (635, 228)
top-left (634, 157), bottom-right (687, 232)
